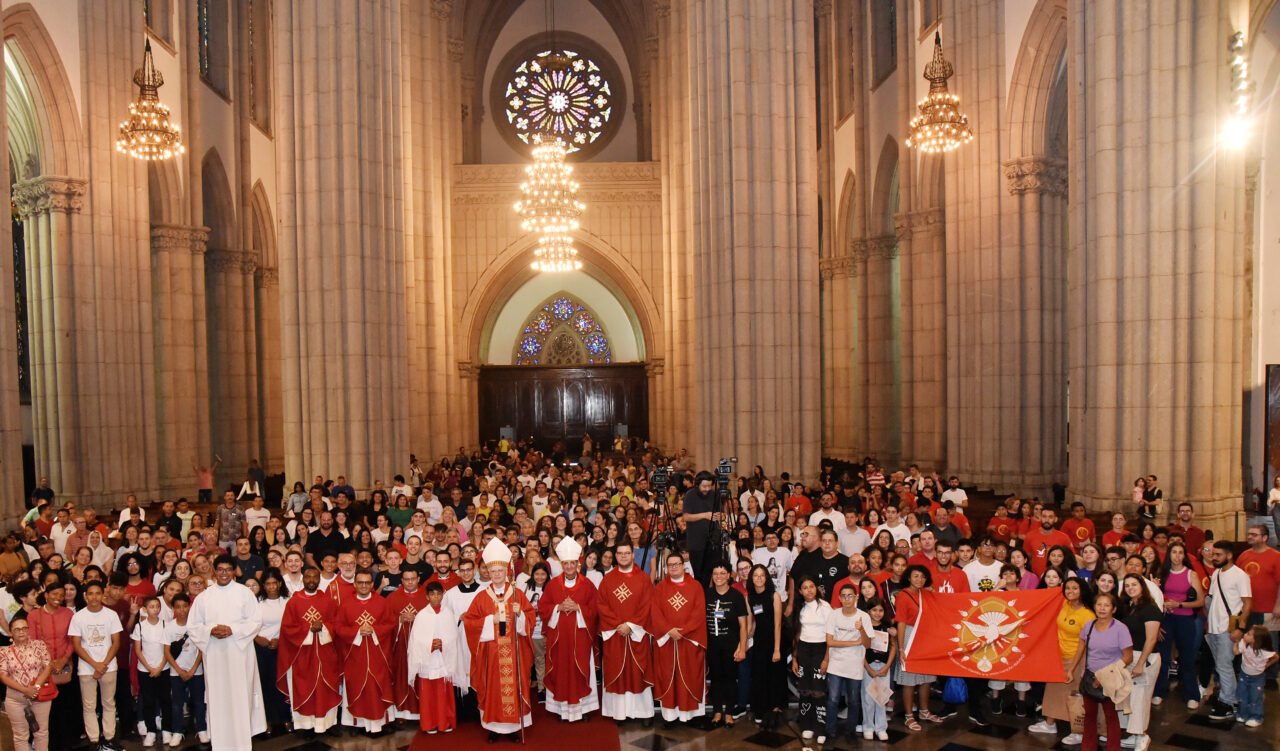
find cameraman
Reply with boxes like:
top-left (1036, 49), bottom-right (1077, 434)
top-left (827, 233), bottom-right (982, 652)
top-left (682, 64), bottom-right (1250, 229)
top-left (683, 471), bottom-right (720, 584)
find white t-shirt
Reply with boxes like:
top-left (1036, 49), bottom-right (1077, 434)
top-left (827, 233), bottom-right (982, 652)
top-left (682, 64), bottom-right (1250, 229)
top-left (965, 560), bottom-right (1004, 593)
top-left (738, 490), bottom-right (765, 512)
top-left (1241, 646), bottom-right (1277, 676)
top-left (417, 496), bottom-right (443, 524)
top-left (940, 488), bottom-right (969, 506)
top-left (752, 547), bottom-right (794, 602)
top-left (392, 483), bottom-right (414, 499)
top-left (245, 507), bottom-right (271, 532)
top-left (530, 495), bottom-right (550, 519)
top-left (809, 508), bottom-right (843, 527)
top-left (798, 599), bottom-right (832, 643)
top-left (1269, 487), bottom-right (1280, 509)
top-left (259, 596), bottom-right (286, 641)
top-left (163, 620), bottom-right (203, 675)
top-left (874, 522), bottom-right (911, 545)
top-left (826, 607), bottom-right (874, 679)
top-left (131, 617), bottom-right (168, 670)
top-left (1207, 565), bottom-right (1252, 634)
top-left (69, 607), bottom-right (124, 675)
top-left (837, 526), bottom-right (872, 557)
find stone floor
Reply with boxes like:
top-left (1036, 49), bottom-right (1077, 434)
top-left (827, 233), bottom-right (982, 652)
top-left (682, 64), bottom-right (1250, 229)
top-left (111, 694), bottom-right (1280, 751)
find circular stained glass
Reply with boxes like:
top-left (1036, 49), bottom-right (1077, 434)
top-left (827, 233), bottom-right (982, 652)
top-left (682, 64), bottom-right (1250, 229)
top-left (514, 294), bottom-right (612, 366)
top-left (492, 34), bottom-right (626, 159)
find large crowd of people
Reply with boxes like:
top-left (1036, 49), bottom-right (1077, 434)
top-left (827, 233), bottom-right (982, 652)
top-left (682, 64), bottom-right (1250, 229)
top-left (0, 444), bottom-right (1277, 751)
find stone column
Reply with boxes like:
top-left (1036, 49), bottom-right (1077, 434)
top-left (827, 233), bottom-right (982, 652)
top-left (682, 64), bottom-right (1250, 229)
top-left (205, 248), bottom-right (260, 488)
top-left (895, 208), bottom-right (947, 470)
top-left (151, 225), bottom-right (212, 498)
top-left (1067, 0), bottom-right (1245, 534)
top-left (820, 254), bottom-right (858, 459)
top-left (254, 267), bottom-right (284, 472)
top-left (678, 0), bottom-right (821, 477)
top-left (859, 235), bottom-right (902, 464)
top-left (275, 0), bottom-right (409, 487)
top-left (0, 65), bottom-right (20, 522)
top-left (13, 177), bottom-right (88, 500)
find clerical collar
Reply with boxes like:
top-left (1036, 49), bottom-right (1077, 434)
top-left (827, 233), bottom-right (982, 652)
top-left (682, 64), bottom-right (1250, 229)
top-left (459, 581), bottom-right (480, 592)
top-left (403, 587), bottom-right (419, 595)
top-left (341, 575), bottom-right (355, 583)
top-left (669, 576), bottom-right (685, 584)
top-left (356, 593), bottom-right (372, 601)
top-left (564, 575), bottom-right (577, 586)
top-left (618, 566), bottom-right (633, 574)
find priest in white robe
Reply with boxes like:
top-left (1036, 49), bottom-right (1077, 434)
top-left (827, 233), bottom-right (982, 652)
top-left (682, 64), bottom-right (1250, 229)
top-left (189, 554), bottom-right (268, 750)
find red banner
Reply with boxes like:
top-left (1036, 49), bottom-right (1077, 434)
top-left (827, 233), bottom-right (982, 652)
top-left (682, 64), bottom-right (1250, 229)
top-left (902, 588), bottom-right (1067, 682)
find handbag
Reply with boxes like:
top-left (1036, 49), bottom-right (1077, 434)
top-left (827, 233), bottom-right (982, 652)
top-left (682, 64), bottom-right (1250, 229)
top-left (1210, 571), bottom-right (1241, 633)
top-left (34, 681), bottom-right (58, 702)
top-left (1079, 623), bottom-right (1107, 702)
top-left (169, 633), bottom-right (188, 658)
top-left (50, 662), bottom-right (72, 685)
top-left (942, 675), bottom-right (969, 704)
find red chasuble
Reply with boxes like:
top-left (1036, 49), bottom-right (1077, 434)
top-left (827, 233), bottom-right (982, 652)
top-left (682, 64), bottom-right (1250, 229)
top-left (334, 594), bottom-right (395, 724)
top-left (384, 585), bottom-right (431, 718)
top-left (597, 567), bottom-right (655, 697)
top-left (327, 576), bottom-right (357, 606)
top-left (538, 574), bottom-right (600, 714)
top-left (462, 583), bottom-right (536, 733)
top-left (649, 576), bottom-right (707, 716)
top-left (276, 590), bottom-right (342, 722)
top-left (426, 572), bottom-right (460, 592)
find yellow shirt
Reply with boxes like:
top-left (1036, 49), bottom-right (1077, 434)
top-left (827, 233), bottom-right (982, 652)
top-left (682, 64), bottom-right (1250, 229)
top-left (1057, 603), bottom-right (1095, 660)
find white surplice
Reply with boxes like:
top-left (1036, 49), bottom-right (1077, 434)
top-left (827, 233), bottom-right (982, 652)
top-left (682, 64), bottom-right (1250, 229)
top-left (189, 581), bottom-right (268, 750)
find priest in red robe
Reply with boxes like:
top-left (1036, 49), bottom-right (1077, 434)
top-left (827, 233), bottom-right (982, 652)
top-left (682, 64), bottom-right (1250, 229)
top-left (650, 550), bottom-right (707, 724)
top-left (597, 541), bottom-right (656, 722)
top-left (277, 566), bottom-right (342, 732)
top-left (463, 538), bottom-right (536, 743)
top-left (406, 581), bottom-right (463, 735)
top-left (384, 568), bottom-right (430, 720)
top-left (538, 537), bottom-right (600, 721)
top-left (334, 570), bottom-right (394, 733)
top-left (327, 552), bottom-right (358, 605)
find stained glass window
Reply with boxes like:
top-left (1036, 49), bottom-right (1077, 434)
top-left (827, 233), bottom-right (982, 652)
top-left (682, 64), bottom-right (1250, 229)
top-left (12, 215), bottom-right (28, 403)
top-left (499, 47), bottom-right (617, 155)
top-left (514, 295), bottom-right (612, 366)
top-left (197, 0), bottom-right (210, 77)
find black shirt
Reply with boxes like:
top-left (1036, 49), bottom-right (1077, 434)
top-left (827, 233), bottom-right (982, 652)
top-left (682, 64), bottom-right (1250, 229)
top-left (792, 550), bottom-right (848, 601)
top-left (1122, 602), bottom-right (1163, 653)
top-left (305, 528), bottom-right (352, 562)
top-left (683, 488), bottom-right (717, 551)
top-left (235, 554), bottom-right (265, 584)
top-left (705, 585), bottom-right (748, 641)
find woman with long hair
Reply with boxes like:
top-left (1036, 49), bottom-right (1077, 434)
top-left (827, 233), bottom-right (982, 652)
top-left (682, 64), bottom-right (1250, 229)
top-left (747, 564), bottom-right (786, 728)
top-left (525, 563), bottom-right (551, 695)
top-left (1029, 577), bottom-right (1095, 741)
top-left (1119, 573), bottom-right (1162, 749)
top-left (894, 565), bottom-right (940, 731)
top-left (1155, 541), bottom-right (1204, 708)
top-left (255, 568), bottom-right (291, 734)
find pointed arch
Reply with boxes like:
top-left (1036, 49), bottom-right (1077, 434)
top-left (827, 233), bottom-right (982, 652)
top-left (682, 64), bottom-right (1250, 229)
top-left (835, 169), bottom-right (857, 252)
top-left (1007, 0), bottom-right (1069, 160)
top-left (870, 136), bottom-right (899, 235)
top-left (249, 181), bottom-right (276, 270)
top-left (2, 3), bottom-right (84, 176)
top-left (147, 160), bottom-right (183, 225)
top-left (512, 293), bottom-right (613, 365)
top-left (918, 153), bottom-right (945, 210)
top-left (200, 149), bottom-right (236, 250)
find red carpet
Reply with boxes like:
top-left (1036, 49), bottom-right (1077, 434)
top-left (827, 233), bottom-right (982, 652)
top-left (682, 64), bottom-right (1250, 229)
top-left (407, 704), bottom-right (622, 751)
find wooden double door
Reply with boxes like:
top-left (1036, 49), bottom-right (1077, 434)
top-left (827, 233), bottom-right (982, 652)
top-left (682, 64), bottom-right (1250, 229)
top-left (478, 364), bottom-right (648, 453)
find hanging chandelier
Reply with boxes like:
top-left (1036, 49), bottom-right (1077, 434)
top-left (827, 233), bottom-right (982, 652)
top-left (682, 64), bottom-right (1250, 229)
top-left (116, 39), bottom-right (185, 161)
top-left (514, 134), bottom-right (584, 272)
top-left (906, 32), bottom-right (973, 154)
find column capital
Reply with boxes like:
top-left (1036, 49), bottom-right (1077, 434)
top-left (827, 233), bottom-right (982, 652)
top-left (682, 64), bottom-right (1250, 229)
top-left (819, 256), bottom-right (856, 280)
top-left (430, 0), bottom-right (454, 21)
top-left (150, 224), bottom-right (210, 255)
top-left (814, 0), bottom-right (833, 16)
top-left (850, 234), bottom-right (898, 261)
top-left (1004, 156), bottom-right (1067, 197)
top-left (255, 267), bottom-right (279, 288)
top-left (447, 36), bottom-right (465, 63)
top-left (206, 248), bottom-right (257, 275)
top-left (12, 175), bottom-right (88, 218)
top-left (893, 207), bottom-right (944, 242)
top-left (644, 358), bottom-right (665, 377)
top-left (654, 1), bottom-right (671, 19)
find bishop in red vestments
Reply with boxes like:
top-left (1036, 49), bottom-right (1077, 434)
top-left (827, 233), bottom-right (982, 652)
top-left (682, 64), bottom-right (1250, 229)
top-left (334, 571), bottom-right (394, 733)
top-left (650, 551), bottom-right (707, 722)
top-left (384, 569), bottom-right (430, 720)
top-left (277, 567), bottom-right (342, 732)
top-left (538, 537), bottom-right (600, 721)
top-left (463, 538), bottom-right (536, 742)
top-left (597, 542), bottom-right (655, 721)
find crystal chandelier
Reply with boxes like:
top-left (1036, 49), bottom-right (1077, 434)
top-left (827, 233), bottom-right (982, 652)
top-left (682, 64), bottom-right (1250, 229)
top-left (906, 32), bottom-right (973, 154)
top-left (514, 134), bottom-right (584, 272)
top-left (116, 40), bottom-right (185, 161)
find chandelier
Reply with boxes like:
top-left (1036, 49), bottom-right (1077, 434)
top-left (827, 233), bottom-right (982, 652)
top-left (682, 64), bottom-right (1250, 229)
top-left (514, 134), bottom-right (584, 272)
top-left (116, 40), bottom-right (185, 161)
top-left (906, 32), bottom-right (973, 154)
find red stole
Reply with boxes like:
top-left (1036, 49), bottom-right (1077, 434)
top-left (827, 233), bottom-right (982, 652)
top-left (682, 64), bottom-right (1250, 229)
top-left (334, 594), bottom-right (394, 720)
top-left (384, 585), bottom-right (430, 715)
top-left (327, 576), bottom-right (356, 606)
top-left (276, 591), bottom-right (342, 717)
top-left (598, 567), bottom-right (655, 695)
top-left (649, 576), bottom-right (707, 711)
top-left (538, 574), bottom-right (599, 706)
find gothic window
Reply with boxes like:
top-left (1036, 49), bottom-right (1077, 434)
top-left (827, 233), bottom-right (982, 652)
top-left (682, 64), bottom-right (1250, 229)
top-left (920, 0), bottom-right (941, 35)
top-left (514, 295), bottom-right (612, 366)
top-left (143, 0), bottom-right (173, 45)
top-left (491, 34), bottom-right (626, 159)
top-left (871, 0), bottom-right (897, 88)
top-left (198, 0), bottom-right (229, 97)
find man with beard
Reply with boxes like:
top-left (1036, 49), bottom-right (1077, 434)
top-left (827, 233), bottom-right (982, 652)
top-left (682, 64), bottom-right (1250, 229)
top-left (444, 559), bottom-right (484, 720)
top-left (276, 567), bottom-right (342, 733)
top-left (598, 541), bottom-right (656, 723)
top-left (384, 568), bottom-right (429, 721)
top-left (463, 539), bottom-right (536, 743)
top-left (334, 571), bottom-right (394, 734)
top-left (681, 472), bottom-right (720, 584)
top-left (327, 552), bottom-right (359, 606)
top-left (650, 551), bottom-right (707, 726)
top-left (538, 537), bottom-right (600, 721)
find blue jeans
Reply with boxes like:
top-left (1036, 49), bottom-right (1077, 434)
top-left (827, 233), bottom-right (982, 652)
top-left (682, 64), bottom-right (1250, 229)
top-left (1238, 672), bottom-right (1264, 722)
top-left (860, 662), bottom-right (888, 733)
top-left (169, 674), bottom-right (206, 734)
top-left (1156, 613), bottom-right (1202, 701)
top-left (826, 674), bottom-right (862, 738)
top-left (1205, 631), bottom-right (1238, 706)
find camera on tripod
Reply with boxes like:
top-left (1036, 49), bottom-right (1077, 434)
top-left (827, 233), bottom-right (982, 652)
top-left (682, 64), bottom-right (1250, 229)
top-left (715, 458), bottom-right (736, 495)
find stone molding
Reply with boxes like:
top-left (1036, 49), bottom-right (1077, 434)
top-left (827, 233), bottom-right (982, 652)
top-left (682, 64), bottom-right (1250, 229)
top-left (150, 224), bottom-right (210, 255)
top-left (848, 234), bottom-right (898, 261)
top-left (430, 0), bottom-right (454, 21)
top-left (644, 358), bottom-right (665, 377)
top-left (12, 175), bottom-right (88, 218)
top-left (893, 208), bottom-right (944, 242)
top-left (819, 255), bottom-right (857, 280)
top-left (814, 0), bottom-right (833, 15)
top-left (205, 248), bottom-right (257, 275)
top-left (457, 361), bottom-right (480, 379)
top-left (255, 267), bottom-right (279, 287)
top-left (447, 36), bottom-right (464, 63)
top-left (654, 1), bottom-right (671, 19)
top-left (1004, 156), bottom-right (1067, 197)
top-left (455, 162), bottom-right (661, 185)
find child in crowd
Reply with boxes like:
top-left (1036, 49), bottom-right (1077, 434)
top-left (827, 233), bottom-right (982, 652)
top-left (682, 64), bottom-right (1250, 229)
top-left (1234, 626), bottom-right (1278, 727)
top-left (164, 594), bottom-right (208, 747)
top-left (132, 595), bottom-right (169, 747)
top-left (860, 598), bottom-right (896, 741)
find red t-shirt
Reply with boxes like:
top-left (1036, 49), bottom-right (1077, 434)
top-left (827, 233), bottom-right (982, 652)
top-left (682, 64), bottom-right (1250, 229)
top-left (1167, 524), bottom-right (1206, 558)
top-left (907, 552), bottom-right (936, 570)
top-left (987, 517), bottom-right (1015, 544)
top-left (1102, 529), bottom-right (1128, 547)
top-left (1060, 518), bottom-right (1096, 550)
top-left (932, 567), bottom-right (971, 594)
top-left (894, 588), bottom-right (921, 625)
top-left (1023, 527), bottom-right (1073, 574)
top-left (950, 512), bottom-right (972, 538)
top-left (1237, 547), bottom-right (1280, 613)
top-left (786, 496), bottom-right (813, 518)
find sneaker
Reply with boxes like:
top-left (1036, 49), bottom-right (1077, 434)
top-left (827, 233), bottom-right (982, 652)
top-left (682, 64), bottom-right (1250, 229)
top-left (802, 730), bottom-right (814, 740)
top-left (816, 736), bottom-right (827, 745)
top-left (1150, 696), bottom-right (1162, 706)
top-left (1187, 700), bottom-right (1200, 710)
top-left (1134, 735), bottom-right (1151, 751)
top-left (198, 730), bottom-right (211, 743)
top-left (1015, 699), bottom-right (1028, 717)
top-left (143, 732), bottom-right (157, 747)
top-left (877, 730), bottom-right (889, 741)
top-left (1028, 720), bottom-right (1058, 734)
top-left (168, 733), bottom-right (183, 748)
top-left (1120, 736), bottom-right (1137, 748)
top-left (1236, 715), bottom-right (1245, 723)
top-left (969, 715), bottom-right (990, 728)
top-left (863, 730), bottom-right (874, 740)
top-left (1208, 702), bottom-right (1235, 720)
top-left (855, 725), bottom-right (863, 733)
top-left (1062, 733), bottom-right (1083, 746)
top-left (991, 696), bottom-right (1003, 714)
top-left (1245, 719), bottom-right (1261, 728)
